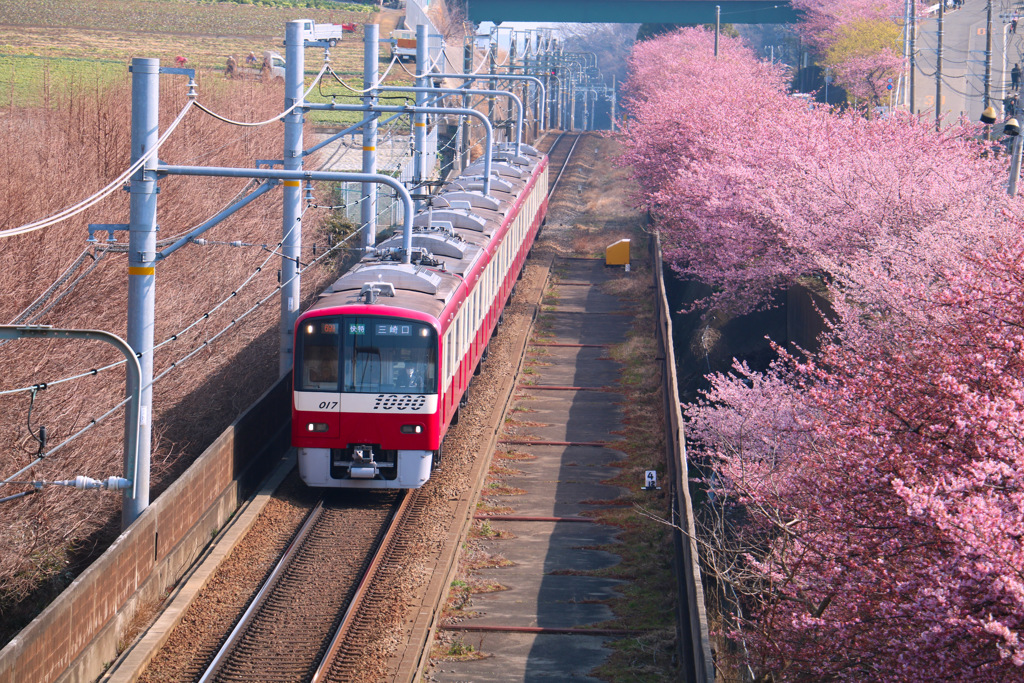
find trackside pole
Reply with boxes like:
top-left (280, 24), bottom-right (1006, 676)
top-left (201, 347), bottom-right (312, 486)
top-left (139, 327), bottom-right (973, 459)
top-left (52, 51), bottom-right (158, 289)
top-left (414, 23), bottom-right (428, 215)
top-left (280, 20), bottom-right (305, 377)
top-left (362, 23), bottom-right (379, 252)
top-left (126, 57), bottom-right (157, 526)
top-left (462, 41), bottom-right (472, 171)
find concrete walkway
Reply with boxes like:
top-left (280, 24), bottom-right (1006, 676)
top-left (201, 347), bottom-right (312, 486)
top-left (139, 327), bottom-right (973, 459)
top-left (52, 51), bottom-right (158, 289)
top-left (429, 257), bottom-right (633, 682)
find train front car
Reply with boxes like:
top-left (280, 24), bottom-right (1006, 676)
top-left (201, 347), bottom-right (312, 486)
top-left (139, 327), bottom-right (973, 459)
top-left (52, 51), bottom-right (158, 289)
top-left (293, 143), bottom-right (548, 489)
top-left (294, 306), bottom-right (441, 488)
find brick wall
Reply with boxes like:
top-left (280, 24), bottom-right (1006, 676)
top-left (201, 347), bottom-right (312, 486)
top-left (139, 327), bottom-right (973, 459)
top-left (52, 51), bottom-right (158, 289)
top-left (0, 377), bottom-right (290, 683)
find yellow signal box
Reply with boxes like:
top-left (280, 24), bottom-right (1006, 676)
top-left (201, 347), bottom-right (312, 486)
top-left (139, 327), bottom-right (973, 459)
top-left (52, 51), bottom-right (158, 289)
top-left (605, 238), bottom-right (630, 267)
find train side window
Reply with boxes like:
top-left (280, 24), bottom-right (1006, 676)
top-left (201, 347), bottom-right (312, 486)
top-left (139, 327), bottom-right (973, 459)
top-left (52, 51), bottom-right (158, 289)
top-left (454, 316), bottom-right (461, 370)
top-left (445, 330), bottom-right (452, 381)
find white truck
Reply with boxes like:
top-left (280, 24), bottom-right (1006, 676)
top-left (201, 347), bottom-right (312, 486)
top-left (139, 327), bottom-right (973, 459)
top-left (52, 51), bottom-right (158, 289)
top-left (391, 29), bottom-right (417, 61)
top-left (299, 20), bottom-right (355, 47)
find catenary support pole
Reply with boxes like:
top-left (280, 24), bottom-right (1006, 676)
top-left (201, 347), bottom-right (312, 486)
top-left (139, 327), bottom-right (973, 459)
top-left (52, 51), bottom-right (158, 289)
top-left (611, 75), bottom-right (617, 132)
top-left (362, 23), bottom-right (379, 252)
top-left (378, 85), bottom-right (523, 157)
top-left (462, 40), bottom-right (472, 171)
top-left (489, 42), bottom-right (497, 138)
top-left (414, 23), bottom-right (428, 212)
top-left (302, 102), bottom-right (495, 195)
top-left (126, 57), bottom-right (157, 526)
top-left (280, 20), bottom-right (305, 377)
top-left (432, 73), bottom-right (546, 130)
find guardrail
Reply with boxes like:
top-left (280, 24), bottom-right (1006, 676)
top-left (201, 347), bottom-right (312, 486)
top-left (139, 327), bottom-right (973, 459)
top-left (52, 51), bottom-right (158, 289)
top-left (651, 232), bottom-right (716, 683)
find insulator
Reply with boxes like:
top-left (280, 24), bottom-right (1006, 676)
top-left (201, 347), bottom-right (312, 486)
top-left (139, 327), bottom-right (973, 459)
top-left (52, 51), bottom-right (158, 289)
top-left (53, 475), bottom-right (131, 490)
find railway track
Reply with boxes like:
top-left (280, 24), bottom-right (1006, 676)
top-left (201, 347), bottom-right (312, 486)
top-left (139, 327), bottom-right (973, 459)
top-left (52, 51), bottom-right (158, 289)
top-left (541, 132), bottom-right (583, 196)
top-left (132, 130), bottom-right (588, 683)
top-left (197, 491), bottom-right (407, 683)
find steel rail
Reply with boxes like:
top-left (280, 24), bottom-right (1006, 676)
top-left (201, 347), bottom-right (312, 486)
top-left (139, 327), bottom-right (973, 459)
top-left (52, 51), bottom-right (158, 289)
top-left (197, 499), bottom-right (325, 683)
top-left (310, 489), bottom-right (414, 682)
top-left (546, 132), bottom-right (583, 197)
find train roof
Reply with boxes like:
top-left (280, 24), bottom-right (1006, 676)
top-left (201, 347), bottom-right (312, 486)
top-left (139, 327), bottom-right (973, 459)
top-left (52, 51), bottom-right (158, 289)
top-left (307, 144), bottom-right (545, 323)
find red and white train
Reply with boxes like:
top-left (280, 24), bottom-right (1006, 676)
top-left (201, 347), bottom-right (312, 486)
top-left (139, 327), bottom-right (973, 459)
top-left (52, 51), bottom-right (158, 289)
top-left (292, 144), bottom-right (549, 488)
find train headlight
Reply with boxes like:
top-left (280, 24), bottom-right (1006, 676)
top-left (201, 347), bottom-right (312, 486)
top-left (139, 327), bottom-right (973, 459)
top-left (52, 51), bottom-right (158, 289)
top-left (307, 423), bottom-right (329, 432)
top-left (400, 424), bottom-right (424, 434)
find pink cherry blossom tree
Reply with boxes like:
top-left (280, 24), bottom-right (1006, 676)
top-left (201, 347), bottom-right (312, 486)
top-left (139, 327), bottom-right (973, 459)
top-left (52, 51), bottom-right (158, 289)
top-left (790, 0), bottom-right (912, 105)
top-left (623, 26), bottom-right (1024, 680)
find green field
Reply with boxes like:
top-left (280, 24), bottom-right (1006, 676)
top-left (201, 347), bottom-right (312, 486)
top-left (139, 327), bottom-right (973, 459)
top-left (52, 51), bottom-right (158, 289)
top-left (0, 54), bottom-right (126, 106)
top-left (0, 0), bottom-right (413, 123)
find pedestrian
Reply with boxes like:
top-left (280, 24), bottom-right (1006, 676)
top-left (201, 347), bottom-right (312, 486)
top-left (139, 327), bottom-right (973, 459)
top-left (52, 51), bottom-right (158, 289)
top-left (225, 55), bottom-right (237, 79)
top-left (1005, 94), bottom-right (1016, 117)
top-left (1012, 18), bottom-right (1018, 34)
top-left (174, 55), bottom-right (187, 67)
top-left (1012, 63), bottom-right (1021, 90)
top-left (246, 51), bottom-right (258, 66)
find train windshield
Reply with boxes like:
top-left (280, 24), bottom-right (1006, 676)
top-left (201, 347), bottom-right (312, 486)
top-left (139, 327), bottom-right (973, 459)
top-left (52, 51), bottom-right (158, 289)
top-left (296, 316), bottom-right (437, 395)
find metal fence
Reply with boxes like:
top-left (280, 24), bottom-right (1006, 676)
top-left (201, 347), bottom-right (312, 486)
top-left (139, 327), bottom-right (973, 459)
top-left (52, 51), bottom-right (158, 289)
top-left (651, 232), bottom-right (716, 683)
top-left (333, 125), bottom-right (438, 233)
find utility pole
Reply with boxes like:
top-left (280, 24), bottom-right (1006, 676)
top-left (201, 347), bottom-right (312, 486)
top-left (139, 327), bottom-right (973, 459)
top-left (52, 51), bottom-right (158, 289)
top-left (126, 57), bottom-right (158, 525)
top-left (582, 86), bottom-right (589, 132)
top-left (715, 5), bottom-right (720, 58)
top-left (986, 0), bottom-right (993, 112)
top-left (936, 0), bottom-right (944, 130)
top-left (280, 20), bottom-right (304, 377)
top-left (910, 0), bottom-right (917, 114)
top-left (361, 23), bottom-right (379, 252)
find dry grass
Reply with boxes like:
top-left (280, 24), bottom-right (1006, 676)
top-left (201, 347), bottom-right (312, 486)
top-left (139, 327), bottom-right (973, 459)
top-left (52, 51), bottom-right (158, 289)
top-left (0, 71), bottom-right (338, 645)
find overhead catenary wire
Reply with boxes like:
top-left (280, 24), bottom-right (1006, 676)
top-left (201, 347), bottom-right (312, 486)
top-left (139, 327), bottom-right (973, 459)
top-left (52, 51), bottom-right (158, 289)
top-left (2, 395), bottom-right (132, 487)
top-left (193, 64), bottom-right (330, 127)
top-left (1, 219), bottom-right (366, 486)
top-left (0, 210), bottom-right (361, 401)
top-left (0, 99), bottom-right (195, 239)
top-left (324, 53), bottom-right (401, 93)
top-left (2, 29), bottom-right (474, 477)
top-left (5, 249), bottom-right (101, 326)
top-left (0, 219), bottom-right (302, 398)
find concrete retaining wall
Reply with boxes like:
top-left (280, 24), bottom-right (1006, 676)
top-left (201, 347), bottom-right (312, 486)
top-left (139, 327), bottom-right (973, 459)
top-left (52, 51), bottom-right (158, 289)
top-left (0, 376), bottom-right (291, 683)
top-left (651, 234), bottom-right (716, 683)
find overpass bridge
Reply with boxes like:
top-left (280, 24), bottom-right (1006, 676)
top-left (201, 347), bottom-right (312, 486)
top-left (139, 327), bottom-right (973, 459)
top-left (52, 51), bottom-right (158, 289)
top-left (465, 0), bottom-right (800, 25)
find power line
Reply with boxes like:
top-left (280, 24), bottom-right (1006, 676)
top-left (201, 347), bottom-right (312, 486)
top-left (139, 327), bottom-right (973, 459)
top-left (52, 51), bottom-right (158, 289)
top-left (192, 64), bottom-right (330, 127)
top-left (0, 100), bottom-right (195, 239)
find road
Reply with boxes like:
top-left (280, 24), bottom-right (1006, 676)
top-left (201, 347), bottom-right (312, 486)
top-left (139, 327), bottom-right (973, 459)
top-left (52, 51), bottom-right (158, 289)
top-left (914, 0), bottom-right (1024, 123)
